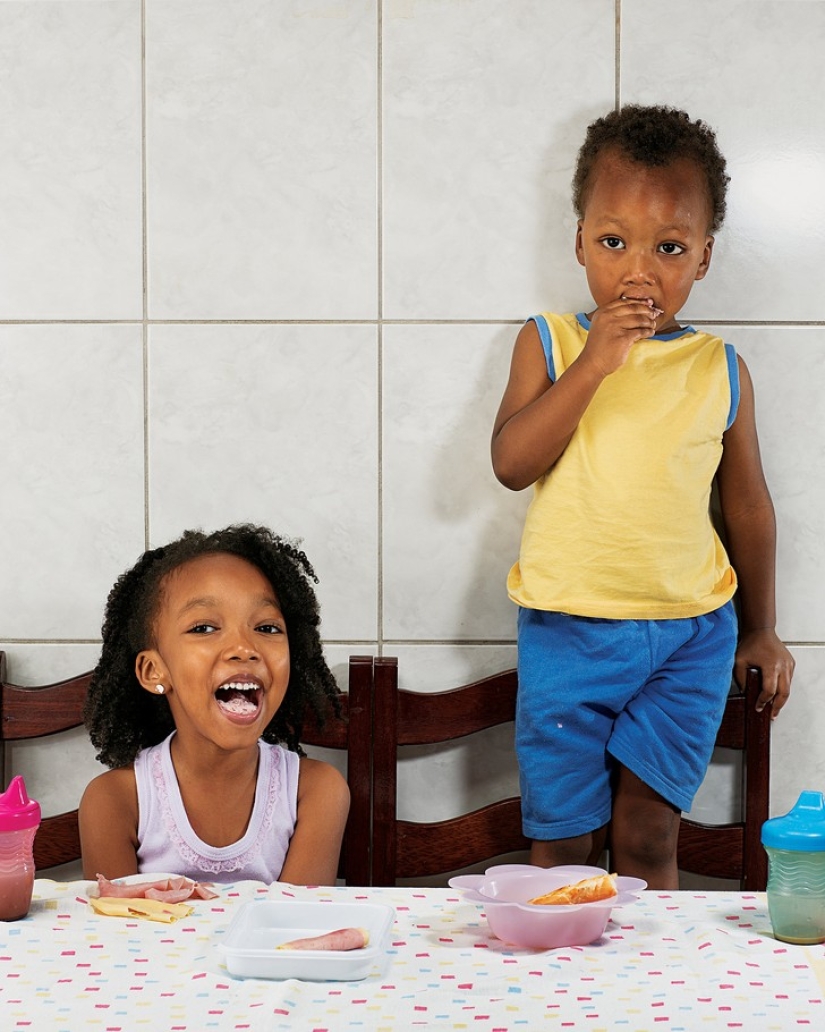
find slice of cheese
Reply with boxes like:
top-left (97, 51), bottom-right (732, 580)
top-left (88, 895), bottom-right (194, 923)
top-left (528, 873), bottom-right (617, 906)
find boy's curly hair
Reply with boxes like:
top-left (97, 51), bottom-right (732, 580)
top-left (572, 104), bottom-right (730, 233)
top-left (84, 524), bottom-right (340, 769)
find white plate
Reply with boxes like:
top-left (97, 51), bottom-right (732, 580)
top-left (218, 900), bottom-right (395, 981)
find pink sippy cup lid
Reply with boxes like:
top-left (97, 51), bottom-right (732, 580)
top-left (0, 775), bottom-right (42, 832)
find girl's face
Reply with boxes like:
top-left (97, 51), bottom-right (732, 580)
top-left (135, 552), bottom-right (290, 754)
top-left (575, 149), bottom-right (714, 334)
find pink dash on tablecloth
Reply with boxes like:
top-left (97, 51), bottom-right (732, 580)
top-left (60, 950), bottom-right (76, 956)
top-left (458, 983), bottom-right (473, 990)
top-left (272, 1010), bottom-right (289, 1017)
top-left (439, 937), bottom-right (453, 942)
top-left (473, 943), bottom-right (489, 949)
top-left (392, 941), bottom-right (406, 947)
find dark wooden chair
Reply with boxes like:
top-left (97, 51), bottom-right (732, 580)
top-left (0, 651), bottom-right (90, 870)
top-left (371, 657), bottom-right (771, 890)
top-left (677, 666), bottom-right (771, 890)
top-left (0, 651), bottom-right (374, 884)
top-left (300, 654), bottom-right (373, 886)
top-left (371, 656), bottom-right (529, 886)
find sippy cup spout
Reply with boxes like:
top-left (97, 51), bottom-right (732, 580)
top-left (0, 775), bottom-right (41, 832)
top-left (2, 776), bottom-right (31, 809)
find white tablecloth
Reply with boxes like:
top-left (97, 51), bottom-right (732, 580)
top-left (1, 880), bottom-right (824, 1031)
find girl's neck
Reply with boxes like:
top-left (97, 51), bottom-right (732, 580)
top-left (169, 731), bottom-right (260, 783)
top-left (168, 733), bottom-right (262, 849)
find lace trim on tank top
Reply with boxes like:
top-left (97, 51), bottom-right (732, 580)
top-left (150, 743), bottom-right (281, 875)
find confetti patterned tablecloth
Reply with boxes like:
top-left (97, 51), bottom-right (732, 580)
top-left (2, 881), bottom-right (825, 1031)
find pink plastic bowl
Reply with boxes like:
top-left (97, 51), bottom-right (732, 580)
top-left (449, 864), bottom-right (646, 949)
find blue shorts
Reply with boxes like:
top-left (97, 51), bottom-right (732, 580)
top-left (515, 602), bottom-right (738, 840)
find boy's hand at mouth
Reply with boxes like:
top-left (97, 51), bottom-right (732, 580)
top-left (581, 295), bottom-right (662, 378)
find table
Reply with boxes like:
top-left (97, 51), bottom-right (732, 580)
top-left (2, 881), bottom-right (824, 1031)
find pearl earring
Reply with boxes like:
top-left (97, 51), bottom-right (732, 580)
top-left (155, 684), bottom-right (166, 695)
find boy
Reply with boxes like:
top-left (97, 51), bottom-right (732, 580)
top-left (491, 105), bottom-right (794, 889)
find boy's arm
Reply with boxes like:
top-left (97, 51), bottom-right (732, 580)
top-left (278, 757), bottom-right (349, 886)
top-left (717, 355), bottom-right (795, 716)
top-left (491, 320), bottom-right (605, 490)
top-left (491, 301), bottom-right (659, 491)
top-left (79, 768), bottom-right (140, 879)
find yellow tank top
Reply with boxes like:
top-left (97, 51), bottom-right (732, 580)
top-left (507, 312), bottom-right (738, 619)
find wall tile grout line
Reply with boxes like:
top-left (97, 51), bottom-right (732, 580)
top-left (141, 0), bottom-right (151, 551)
top-left (377, 0), bottom-right (385, 659)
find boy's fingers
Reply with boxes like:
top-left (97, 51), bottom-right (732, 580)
top-left (755, 671), bottom-right (791, 718)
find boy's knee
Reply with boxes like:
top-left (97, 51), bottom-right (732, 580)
top-left (612, 807), bottom-right (680, 868)
top-left (530, 827), bottom-right (607, 868)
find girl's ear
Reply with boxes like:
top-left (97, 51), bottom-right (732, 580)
top-left (136, 650), bottom-right (168, 695)
top-left (575, 221), bottom-right (585, 267)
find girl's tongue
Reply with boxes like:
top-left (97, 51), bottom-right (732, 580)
top-left (215, 683), bottom-right (261, 717)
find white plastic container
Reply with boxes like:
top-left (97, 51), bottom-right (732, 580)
top-left (218, 900), bottom-right (395, 980)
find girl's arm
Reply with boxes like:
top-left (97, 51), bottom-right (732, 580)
top-left (278, 757), bottom-right (349, 886)
top-left (492, 303), bottom-right (657, 491)
top-left (79, 767), bottom-right (140, 879)
top-left (717, 355), bottom-right (795, 716)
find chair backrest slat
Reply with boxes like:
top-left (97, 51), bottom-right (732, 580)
top-left (372, 656), bottom-right (529, 886)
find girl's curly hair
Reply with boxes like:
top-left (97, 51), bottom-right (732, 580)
top-left (572, 104), bottom-right (730, 233)
top-left (84, 524), bottom-right (339, 769)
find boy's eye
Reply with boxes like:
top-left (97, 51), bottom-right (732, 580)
top-left (188, 623), bottom-right (217, 634)
top-left (600, 236), bottom-right (624, 250)
top-left (658, 242), bottom-right (685, 255)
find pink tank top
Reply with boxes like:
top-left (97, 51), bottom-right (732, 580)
top-left (134, 733), bottom-right (299, 883)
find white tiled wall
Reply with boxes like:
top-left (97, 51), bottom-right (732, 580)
top-left (2, 0), bottom-right (823, 885)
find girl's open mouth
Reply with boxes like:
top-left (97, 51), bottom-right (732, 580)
top-left (215, 682), bottom-right (263, 720)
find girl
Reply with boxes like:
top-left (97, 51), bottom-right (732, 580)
top-left (79, 524), bottom-right (349, 885)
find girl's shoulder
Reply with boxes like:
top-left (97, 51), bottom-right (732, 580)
top-left (81, 764), bottom-right (138, 811)
top-left (296, 755), bottom-right (349, 804)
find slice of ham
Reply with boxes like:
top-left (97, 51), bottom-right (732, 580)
top-left (276, 926), bottom-right (369, 951)
top-left (96, 874), bottom-right (219, 902)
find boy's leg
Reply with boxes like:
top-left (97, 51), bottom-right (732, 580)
top-left (530, 824), bottom-right (608, 868)
top-left (609, 765), bottom-right (680, 889)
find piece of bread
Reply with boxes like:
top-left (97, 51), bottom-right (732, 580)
top-left (527, 873), bottom-right (617, 906)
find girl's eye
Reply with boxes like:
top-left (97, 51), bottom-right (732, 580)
top-left (188, 623), bottom-right (217, 634)
top-left (257, 623), bottom-right (285, 635)
top-left (658, 242), bottom-right (685, 255)
top-left (600, 236), bottom-right (624, 250)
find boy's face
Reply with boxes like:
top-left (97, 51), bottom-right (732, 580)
top-left (575, 149), bottom-right (714, 334)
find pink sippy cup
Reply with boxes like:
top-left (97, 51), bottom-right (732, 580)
top-left (0, 775), bottom-right (41, 921)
